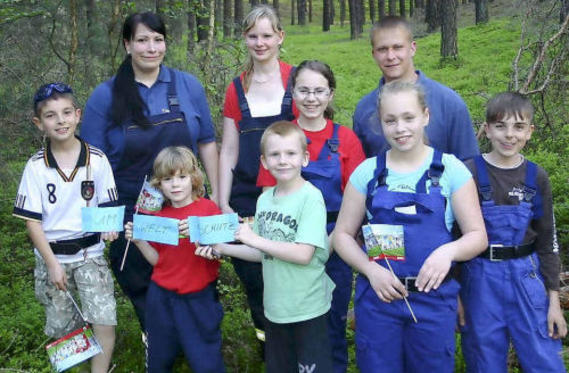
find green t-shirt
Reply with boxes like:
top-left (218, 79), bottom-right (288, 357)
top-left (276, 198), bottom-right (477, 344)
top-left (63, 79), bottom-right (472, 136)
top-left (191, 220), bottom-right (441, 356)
top-left (254, 181), bottom-right (334, 323)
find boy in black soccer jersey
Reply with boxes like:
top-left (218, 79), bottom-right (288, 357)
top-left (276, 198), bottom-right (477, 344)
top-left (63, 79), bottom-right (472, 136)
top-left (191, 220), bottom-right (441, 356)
top-left (13, 83), bottom-right (119, 372)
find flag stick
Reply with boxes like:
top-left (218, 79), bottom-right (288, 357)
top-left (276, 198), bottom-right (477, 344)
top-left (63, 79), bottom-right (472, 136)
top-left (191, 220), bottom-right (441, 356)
top-left (120, 175), bottom-right (147, 271)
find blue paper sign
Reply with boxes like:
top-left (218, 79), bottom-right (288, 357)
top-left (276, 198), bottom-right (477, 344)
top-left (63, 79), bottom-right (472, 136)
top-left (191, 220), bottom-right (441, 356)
top-left (133, 214), bottom-right (179, 245)
top-left (81, 206), bottom-right (125, 232)
top-left (188, 213), bottom-right (239, 245)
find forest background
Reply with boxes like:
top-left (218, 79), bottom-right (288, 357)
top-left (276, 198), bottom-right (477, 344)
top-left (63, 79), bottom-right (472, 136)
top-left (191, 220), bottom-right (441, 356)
top-left (1, 0), bottom-right (568, 371)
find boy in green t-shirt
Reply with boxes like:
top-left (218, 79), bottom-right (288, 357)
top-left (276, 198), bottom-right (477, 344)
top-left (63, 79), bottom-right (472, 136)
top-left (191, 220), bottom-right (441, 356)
top-left (198, 121), bottom-right (334, 372)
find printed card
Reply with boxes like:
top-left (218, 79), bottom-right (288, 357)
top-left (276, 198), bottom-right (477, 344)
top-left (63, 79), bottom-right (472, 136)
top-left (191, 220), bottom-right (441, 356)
top-left (133, 214), bottom-right (179, 245)
top-left (188, 213), bottom-right (239, 245)
top-left (81, 206), bottom-right (125, 232)
top-left (362, 224), bottom-right (405, 261)
top-left (46, 325), bottom-right (102, 372)
top-left (135, 181), bottom-right (164, 214)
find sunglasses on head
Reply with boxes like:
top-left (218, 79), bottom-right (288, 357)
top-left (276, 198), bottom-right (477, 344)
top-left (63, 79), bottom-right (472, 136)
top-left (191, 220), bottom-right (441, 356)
top-left (33, 82), bottom-right (73, 108)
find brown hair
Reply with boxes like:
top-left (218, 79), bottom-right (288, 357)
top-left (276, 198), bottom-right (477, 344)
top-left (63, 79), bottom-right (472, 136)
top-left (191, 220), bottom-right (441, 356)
top-left (486, 92), bottom-right (534, 123)
top-left (292, 60), bottom-right (336, 120)
top-left (378, 81), bottom-right (427, 113)
top-left (242, 5), bottom-right (283, 91)
top-left (260, 120), bottom-right (307, 156)
top-left (150, 146), bottom-right (205, 200)
top-left (369, 16), bottom-right (413, 47)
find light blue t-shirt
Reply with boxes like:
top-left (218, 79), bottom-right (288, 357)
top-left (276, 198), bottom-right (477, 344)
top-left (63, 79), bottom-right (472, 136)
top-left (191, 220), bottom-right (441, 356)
top-left (349, 147), bottom-right (472, 231)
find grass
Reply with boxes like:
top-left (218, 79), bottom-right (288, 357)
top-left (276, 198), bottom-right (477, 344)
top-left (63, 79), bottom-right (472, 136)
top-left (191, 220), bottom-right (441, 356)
top-left (2, 4), bottom-right (568, 372)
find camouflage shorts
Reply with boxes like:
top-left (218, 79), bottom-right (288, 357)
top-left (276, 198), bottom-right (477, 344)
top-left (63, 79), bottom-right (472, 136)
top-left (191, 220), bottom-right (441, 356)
top-left (35, 255), bottom-right (117, 338)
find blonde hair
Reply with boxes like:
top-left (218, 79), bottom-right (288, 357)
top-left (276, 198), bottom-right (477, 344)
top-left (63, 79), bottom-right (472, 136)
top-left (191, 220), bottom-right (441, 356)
top-left (150, 146), bottom-right (205, 200)
top-left (260, 121), bottom-right (307, 155)
top-left (242, 5), bottom-right (283, 91)
top-left (378, 81), bottom-right (427, 112)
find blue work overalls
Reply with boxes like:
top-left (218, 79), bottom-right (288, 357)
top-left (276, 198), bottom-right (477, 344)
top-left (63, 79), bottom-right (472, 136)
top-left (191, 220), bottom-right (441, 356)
top-left (301, 124), bottom-right (352, 373)
top-left (460, 156), bottom-right (565, 373)
top-left (230, 74), bottom-right (296, 346)
top-left (356, 150), bottom-right (459, 373)
top-left (109, 67), bottom-right (194, 328)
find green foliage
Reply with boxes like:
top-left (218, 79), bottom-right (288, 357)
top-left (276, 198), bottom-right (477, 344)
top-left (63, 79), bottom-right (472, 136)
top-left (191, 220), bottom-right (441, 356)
top-left (1, 1), bottom-right (569, 371)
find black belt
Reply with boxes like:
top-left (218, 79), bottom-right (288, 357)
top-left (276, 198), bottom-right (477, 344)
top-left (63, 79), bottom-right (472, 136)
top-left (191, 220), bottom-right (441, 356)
top-left (50, 234), bottom-right (101, 255)
top-left (327, 211), bottom-right (339, 224)
top-left (479, 241), bottom-right (535, 261)
top-left (398, 266), bottom-right (459, 292)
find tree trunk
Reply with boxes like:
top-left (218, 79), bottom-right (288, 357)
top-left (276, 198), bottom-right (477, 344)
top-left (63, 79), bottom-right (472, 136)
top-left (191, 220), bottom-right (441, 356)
top-left (348, 0), bottom-right (358, 39)
top-left (388, 0), bottom-right (396, 15)
top-left (308, 0), bottom-right (312, 22)
top-left (561, 0), bottom-right (568, 23)
top-left (410, 0), bottom-right (414, 16)
top-left (298, 0), bottom-right (306, 25)
top-left (474, 0), bottom-right (488, 24)
top-left (330, 0), bottom-right (335, 24)
top-left (291, 0), bottom-right (296, 25)
top-left (358, 0), bottom-right (365, 25)
top-left (86, 0), bottom-right (96, 57)
top-left (106, 0), bottom-right (121, 74)
top-left (223, 0), bottom-right (232, 38)
top-left (68, 0), bottom-right (78, 84)
top-left (203, 0), bottom-right (216, 85)
top-left (251, 0), bottom-right (259, 6)
top-left (369, 0), bottom-right (376, 23)
top-left (440, 0), bottom-right (458, 59)
top-left (197, 0), bottom-right (209, 42)
top-left (273, 0), bottom-right (280, 15)
top-left (187, 0), bottom-right (197, 54)
top-left (426, 0), bottom-right (440, 32)
top-left (416, 0), bottom-right (424, 8)
top-left (234, 0), bottom-right (243, 35)
top-left (378, 0), bottom-right (385, 20)
top-left (340, 0), bottom-right (346, 26)
top-left (323, 0), bottom-right (332, 30)
top-left (399, 0), bottom-right (405, 16)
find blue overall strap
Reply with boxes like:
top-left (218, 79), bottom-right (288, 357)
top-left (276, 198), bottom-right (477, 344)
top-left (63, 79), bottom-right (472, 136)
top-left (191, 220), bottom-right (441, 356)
top-left (366, 152), bottom-right (388, 212)
top-left (415, 149), bottom-right (445, 193)
top-left (166, 68), bottom-right (180, 113)
top-left (522, 160), bottom-right (538, 202)
top-left (280, 67), bottom-right (295, 114)
top-left (473, 155), bottom-right (493, 202)
top-left (233, 77), bottom-right (252, 120)
top-left (316, 123), bottom-right (340, 160)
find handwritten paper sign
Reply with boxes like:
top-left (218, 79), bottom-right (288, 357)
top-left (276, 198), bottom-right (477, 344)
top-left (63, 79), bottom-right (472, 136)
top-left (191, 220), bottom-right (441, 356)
top-left (188, 213), bottom-right (239, 245)
top-left (81, 206), bottom-right (125, 232)
top-left (133, 214), bottom-right (179, 245)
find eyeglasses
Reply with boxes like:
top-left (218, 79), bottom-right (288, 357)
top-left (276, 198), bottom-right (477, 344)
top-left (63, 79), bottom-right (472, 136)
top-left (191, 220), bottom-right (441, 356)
top-left (294, 87), bottom-right (331, 99)
top-left (33, 82), bottom-right (73, 108)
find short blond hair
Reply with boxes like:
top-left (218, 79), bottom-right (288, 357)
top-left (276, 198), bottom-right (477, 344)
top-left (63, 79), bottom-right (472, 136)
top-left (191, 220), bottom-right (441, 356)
top-left (260, 121), bottom-right (307, 156)
top-left (150, 146), bottom-right (205, 199)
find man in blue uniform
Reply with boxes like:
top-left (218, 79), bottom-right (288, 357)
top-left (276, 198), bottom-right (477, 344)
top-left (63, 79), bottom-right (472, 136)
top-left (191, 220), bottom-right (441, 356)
top-left (353, 16), bottom-right (479, 160)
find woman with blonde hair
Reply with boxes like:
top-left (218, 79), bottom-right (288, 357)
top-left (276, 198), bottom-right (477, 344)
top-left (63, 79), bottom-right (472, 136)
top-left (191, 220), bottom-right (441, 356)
top-left (218, 4), bottom-right (298, 351)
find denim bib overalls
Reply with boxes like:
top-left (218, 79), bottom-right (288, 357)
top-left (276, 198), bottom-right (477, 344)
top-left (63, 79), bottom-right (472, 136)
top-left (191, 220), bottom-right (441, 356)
top-left (460, 156), bottom-right (565, 373)
top-left (300, 124), bottom-right (351, 373)
top-left (110, 67), bottom-right (194, 327)
top-left (356, 150), bottom-right (459, 373)
top-left (229, 73), bottom-right (295, 345)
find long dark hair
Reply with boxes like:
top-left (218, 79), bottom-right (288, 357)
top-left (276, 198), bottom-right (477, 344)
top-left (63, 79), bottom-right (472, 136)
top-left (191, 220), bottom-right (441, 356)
top-left (292, 60), bottom-right (336, 120)
top-left (111, 12), bottom-right (166, 127)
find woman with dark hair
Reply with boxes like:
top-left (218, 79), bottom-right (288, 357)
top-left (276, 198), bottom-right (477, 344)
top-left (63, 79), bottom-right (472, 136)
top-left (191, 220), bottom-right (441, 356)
top-left (81, 12), bottom-right (218, 329)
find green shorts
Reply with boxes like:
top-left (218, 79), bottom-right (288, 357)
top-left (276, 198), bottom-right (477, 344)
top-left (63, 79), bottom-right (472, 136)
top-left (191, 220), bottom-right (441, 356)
top-left (34, 255), bottom-right (117, 338)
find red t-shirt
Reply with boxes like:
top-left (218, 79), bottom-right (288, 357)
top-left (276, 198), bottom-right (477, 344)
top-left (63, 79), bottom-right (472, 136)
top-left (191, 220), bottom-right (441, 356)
top-left (150, 198), bottom-right (221, 294)
top-left (223, 60), bottom-right (299, 128)
top-left (257, 119), bottom-right (366, 190)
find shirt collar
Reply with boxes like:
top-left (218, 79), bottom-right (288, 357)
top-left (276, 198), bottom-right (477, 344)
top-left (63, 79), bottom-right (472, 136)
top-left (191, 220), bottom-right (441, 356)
top-left (378, 70), bottom-right (423, 89)
top-left (44, 137), bottom-right (89, 169)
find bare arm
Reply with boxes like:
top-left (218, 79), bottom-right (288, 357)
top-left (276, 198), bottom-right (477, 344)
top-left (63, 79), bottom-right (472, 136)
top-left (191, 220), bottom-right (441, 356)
top-left (124, 222), bottom-right (158, 265)
top-left (198, 141), bottom-right (219, 205)
top-left (416, 178), bottom-right (487, 292)
top-left (333, 183), bottom-right (408, 302)
top-left (26, 220), bottom-right (67, 290)
top-left (209, 242), bottom-right (264, 262)
top-left (218, 117), bottom-right (240, 214)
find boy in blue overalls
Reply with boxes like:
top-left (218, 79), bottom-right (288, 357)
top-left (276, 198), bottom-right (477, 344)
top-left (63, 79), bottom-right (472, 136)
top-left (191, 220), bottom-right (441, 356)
top-left (460, 92), bottom-right (567, 372)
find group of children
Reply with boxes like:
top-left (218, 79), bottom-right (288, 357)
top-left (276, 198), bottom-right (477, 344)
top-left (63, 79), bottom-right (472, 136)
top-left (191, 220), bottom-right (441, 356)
top-left (14, 37), bottom-right (567, 373)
